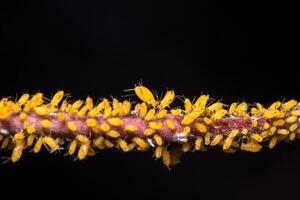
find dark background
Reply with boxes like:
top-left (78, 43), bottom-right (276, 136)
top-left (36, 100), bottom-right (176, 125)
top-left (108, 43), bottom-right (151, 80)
top-left (0, 1), bottom-right (298, 200)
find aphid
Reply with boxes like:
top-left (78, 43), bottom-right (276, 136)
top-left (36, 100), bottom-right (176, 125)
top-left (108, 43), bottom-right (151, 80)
top-left (195, 123), bottom-right (207, 133)
top-left (76, 135), bottom-right (90, 143)
top-left (154, 146), bottom-right (163, 159)
top-left (241, 142), bottom-right (262, 152)
top-left (50, 91), bottom-right (64, 107)
top-left (166, 120), bottom-right (176, 130)
top-left (17, 93), bottom-right (30, 106)
top-left (210, 135), bottom-right (223, 146)
top-left (125, 125), bottom-right (138, 132)
top-left (162, 148), bottom-right (171, 167)
top-left (67, 121), bottom-right (77, 132)
top-left (42, 136), bottom-right (59, 151)
top-left (159, 90), bottom-right (175, 109)
top-left (107, 118), bottom-right (123, 126)
top-left (149, 122), bottom-right (163, 130)
top-left (144, 109), bottom-right (156, 121)
top-left (27, 135), bottom-right (36, 146)
top-left (134, 85), bottom-right (157, 107)
top-left (11, 141), bottom-right (24, 163)
top-left (195, 137), bottom-right (203, 150)
top-left (33, 137), bottom-right (43, 153)
top-left (153, 134), bottom-right (163, 146)
top-left (106, 130), bottom-right (120, 138)
top-left (41, 119), bottom-right (51, 129)
top-left (78, 142), bottom-right (90, 160)
top-left (117, 139), bottom-right (129, 152)
top-left (184, 98), bottom-right (193, 113)
top-left (93, 136), bottom-right (105, 150)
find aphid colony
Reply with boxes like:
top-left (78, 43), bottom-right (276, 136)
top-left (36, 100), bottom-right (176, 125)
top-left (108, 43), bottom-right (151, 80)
top-left (0, 85), bottom-right (300, 167)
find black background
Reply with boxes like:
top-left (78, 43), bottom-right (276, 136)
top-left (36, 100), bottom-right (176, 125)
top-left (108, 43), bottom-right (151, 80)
top-left (0, 1), bottom-right (298, 200)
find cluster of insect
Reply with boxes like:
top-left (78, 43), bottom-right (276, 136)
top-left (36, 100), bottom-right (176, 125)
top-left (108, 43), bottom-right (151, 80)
top-left (0, 85), bottom-right (300, 167)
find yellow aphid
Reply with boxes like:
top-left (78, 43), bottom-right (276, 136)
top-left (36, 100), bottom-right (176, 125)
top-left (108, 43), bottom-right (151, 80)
top-left (128, 143), bottom-right (135, 151)
top-left (107, 118), bottom-right (123, 126)
top-left (50, 91), bottom-right (64, 107)
top-left (264, 109), bottom-right (285, 119)
top-left (13, 132), bottom-right (25, 141)
top-left (0, 107), bottom-right (10, 119)
top-left (156, 109), bottom-right (167, 119)
top-left (117, 139), bottom-right (129, 152)
top-left (170, 108), bottom-right (182, 116)
top-left (76, 134), bottom-right (90, 143)
top-left (77, 105), bottom-right (89, 117)
top-left (144, 108), bottom-right (155, 121)
top-left (78, 142), bottom-right (90, 160)
top-left (195, 123), bottom-right (207, 133)
top-left (134, 85), bottom-right (157, 107)
top-left (194, 95), bottom-right (209, 108)
top-left (273, 119), bottom-right (285, 126)
top-left (268, 126), bottom-right (277, 136)
top-left (182, 142), bottom-right (191, 152)
top-left (210, 135), bottom-right (223, 146)
top-left (41, 119), bottom-right (51, 129)
top-left (154, 146), bottom-right (163, 159)
top-left (251, 134), bottom-right (263, 142)
top-left (184, 98), bottom-right (193, 113)
top-left (289, 123), bottom-right (298, 132)
top-left (103, 106), bottom-right (112, 118)
top-left (211, 109), bottom-right (227, 120)
top-left (26, 124), bottom-right (36, 134)
top-left (42, 137), bottom-right (58, 150)
top-left (11, 142), bottom-right (24, 163)
top-left (251, 108), bottom-right (258, 116)
top-left (242, 128), bottom-right (248, 135)
top-left (207, 102), bottom-right (223, 112)
top-left (203, 117), bottom-right (212, 124)
top-left (229, 103), bottom-right (237, 114)
top-left (282, 99), bottom-right (297, 111)
top-left (286, 116), bottom-right (297, 123)
top-left (33, 137), bottom-right (43, 153)
top-left (93, 137), bottom-right (105, 149)
top-left (252, 119), bottom-right (258, 127)
top-left (19, 112), bottom-right (27, 120)
top-left (166, 120), bottom-right (176, 130)
top-left (135, 103), bottom-right (147, 118)
top-left (1, 136), bottom-right (10, 149)
top-left (153, 134), bottom-right (163, 146)
top-left (162, 148), bottom-right (171, 167)
top-left (71, 100), bottom-right (83, 112)
top-left (236, 102), bottom-right (248, 112)
top-left (111, 98), bottom-right (120, 116)
top-left (269, 136), bottom-right (277, 148)
top-left (260, 131), bottom-right (269, 139)
top-left (195, 137), bottom-right (203, 150)
top-left (27, 135), bottom-right (35, 146)
top-left (223, 137), bottom-right (233, 150)
top-left (241, 142), bottom-right (262, 152)
top-left (100, 123), bottom-right (110, 132)
top-left (86, 118), bottom-right (97, 127)
top-left (204, 132), bottom-right (211, 145)
top-left (17, 93), bottom-right (30, 106)
top-left (59, 100), bottom-right (68, 112)
top-left (269, 101), bottom-right (281, 110)
top-left (144, 128), bottom-right (155, 136)
top-left (87, 147), bottom-right (96, 156)
top-left (34, 106), bottom-right (50, 115)
top-left (133, 137), bottom-right (148, 149)
top-left (277, 129), bottom-right (289, 135)
top-left (263, 122), bottom-right (270, 129)
top-left (86, 97), bottom-right (94, 110)
top-left (159, 90), bottom-right (175, 109)
top-left (125, 125), bottom-right (138, 132)
top-left (149, 122), bottom-right (163, 130)
top-left (291, 109), bottom-right (300, 116)
top-left (289, 133), bottom-right (296, 141)
top-left (88, 100), bottom-right (106, 117)
top-left (183, 126), bottom-right (191, 135)
top-left (67, 121), bottom-right (77, 132)
top-left (121, 101), bottom-right (131, 116)
top-left (103, 139), bottom-right (114, 148)
top-left (181, 113), bottom-right (196, 125)
top-left (106, 130), bottom-right (120, 138)
top-left (228, 129), bottom-right (239, 138)
top-left (7, 101), bottom-right (21, 112)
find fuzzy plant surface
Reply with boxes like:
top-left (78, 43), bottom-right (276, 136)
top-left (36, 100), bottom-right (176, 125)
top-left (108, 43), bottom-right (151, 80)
top-left (0, 85), bottom-right (299, 167)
